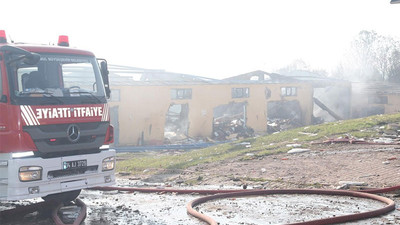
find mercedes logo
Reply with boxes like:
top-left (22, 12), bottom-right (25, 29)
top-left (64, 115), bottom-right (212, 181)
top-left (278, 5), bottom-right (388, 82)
top-left (67, 124), bottom-right (80, 143)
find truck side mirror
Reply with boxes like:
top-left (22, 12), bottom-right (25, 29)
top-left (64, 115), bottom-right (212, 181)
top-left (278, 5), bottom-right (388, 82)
top-left (98, 59), bottom-right (111, 99)
top-left (23, 52), bottom-right (40, 65)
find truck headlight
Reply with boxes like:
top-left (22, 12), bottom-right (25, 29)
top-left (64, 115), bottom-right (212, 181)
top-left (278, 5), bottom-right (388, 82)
top-left (102, 157), bottom-right (115, 171)
top-left (19, 166), bottom-right (42, 182)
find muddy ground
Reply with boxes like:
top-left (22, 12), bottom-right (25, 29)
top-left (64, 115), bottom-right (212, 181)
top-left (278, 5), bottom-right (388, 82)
top-left (2, 143), bottom-right (400, 224)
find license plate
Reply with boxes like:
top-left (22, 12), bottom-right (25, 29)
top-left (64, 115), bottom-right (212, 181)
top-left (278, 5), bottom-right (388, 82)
top-left (63, 159), bottom-right (87, 170)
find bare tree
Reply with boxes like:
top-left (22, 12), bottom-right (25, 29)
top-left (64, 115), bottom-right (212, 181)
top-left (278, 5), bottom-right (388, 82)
top-left (336, 30), bottom-right (400, 82)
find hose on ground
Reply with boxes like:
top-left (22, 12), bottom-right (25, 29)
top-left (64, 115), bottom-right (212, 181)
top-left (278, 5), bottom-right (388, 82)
top-left (51, 198), bottom-right (87, 225)
top-left (92, 185), bottom-right (399, 225)
top-left (0, 198), bottom-right (86, 225)
top-left (186, 189), bottom-right (395, 225)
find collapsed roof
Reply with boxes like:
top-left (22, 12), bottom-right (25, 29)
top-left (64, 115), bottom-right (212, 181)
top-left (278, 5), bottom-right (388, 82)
top-left (108, 65), bottom-right (349, 87)
top-left (109, 65), bottom-right (219, 86)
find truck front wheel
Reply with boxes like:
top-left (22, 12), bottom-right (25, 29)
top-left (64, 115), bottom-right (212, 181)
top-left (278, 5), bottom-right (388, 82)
top-left (42, 189), bottom-right (81, 203)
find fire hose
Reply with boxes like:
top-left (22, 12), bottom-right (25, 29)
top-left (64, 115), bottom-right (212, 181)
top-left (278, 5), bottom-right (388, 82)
top-left (0, 198), bottom-right (86, 225)
top-left (51, 198), bottom-right (87, 225)
top-left (93, 185), bottom-right (399, 225)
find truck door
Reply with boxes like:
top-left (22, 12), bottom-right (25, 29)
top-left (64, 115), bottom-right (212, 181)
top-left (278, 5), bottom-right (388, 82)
top-left (0, 57), bottom-right (7, 150)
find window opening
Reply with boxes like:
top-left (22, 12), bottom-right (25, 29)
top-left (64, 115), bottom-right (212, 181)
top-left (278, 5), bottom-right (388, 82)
top-left (232, 87), bottom-right (249, 98)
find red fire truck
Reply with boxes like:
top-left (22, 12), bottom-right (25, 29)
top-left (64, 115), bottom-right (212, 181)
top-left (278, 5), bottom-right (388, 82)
top-left (0, 31), bottom-right (115, 202)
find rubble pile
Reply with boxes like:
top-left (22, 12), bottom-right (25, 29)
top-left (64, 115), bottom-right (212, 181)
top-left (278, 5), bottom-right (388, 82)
top-left (212, 118), bottom-right (254, 141)
top-left (267, 100), bottom-right (303, 133)
top-left (267, 118), bottom-right (299, 134)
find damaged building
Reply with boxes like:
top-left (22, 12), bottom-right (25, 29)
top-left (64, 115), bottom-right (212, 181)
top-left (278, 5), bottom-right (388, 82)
top-left (351, 82), bottom-right (400, 118)
top-left (106, 65), bottom-right (400, 147)
top-left (107, 66), bottom-right (314, 146)
top-left (276, 70), bottom-right (352, 122)
top-left (223, 71), bottom-right (314, 134)
top-left (225, 70), bottom-right (353, 128)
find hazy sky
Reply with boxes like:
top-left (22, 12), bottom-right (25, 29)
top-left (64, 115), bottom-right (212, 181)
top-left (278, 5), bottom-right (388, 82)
top-left (1, 0), bottom-right (399, 79)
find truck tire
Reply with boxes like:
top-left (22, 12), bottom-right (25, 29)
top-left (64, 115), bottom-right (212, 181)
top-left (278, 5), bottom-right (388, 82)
top-left (42, 189), bottom-right (81, 203)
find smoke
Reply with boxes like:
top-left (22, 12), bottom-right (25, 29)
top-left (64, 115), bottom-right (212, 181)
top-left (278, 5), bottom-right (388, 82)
top-left (332, 30), bottom-right (400, 83)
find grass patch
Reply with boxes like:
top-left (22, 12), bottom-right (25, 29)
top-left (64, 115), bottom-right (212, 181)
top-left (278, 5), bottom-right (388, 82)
top-left (116, 113), bottom-right (400, 174)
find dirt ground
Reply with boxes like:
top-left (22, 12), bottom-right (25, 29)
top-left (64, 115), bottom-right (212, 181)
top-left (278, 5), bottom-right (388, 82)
top-left (2, 143), bottom-right (400, 225)
top-left (169, 143), bottom-right (400, 190)
top-left (88, 143), bottom-right (400, 225)
top-left (110, 143), bottom-right (400, 224)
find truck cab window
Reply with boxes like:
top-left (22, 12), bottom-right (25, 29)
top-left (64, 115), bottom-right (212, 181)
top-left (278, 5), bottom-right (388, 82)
top-left (7, 54), bottom-right (106, 105)
top-left (18, 66), bottom-right (40, 91)
top-left (62, 63), bottom-right (97, 92)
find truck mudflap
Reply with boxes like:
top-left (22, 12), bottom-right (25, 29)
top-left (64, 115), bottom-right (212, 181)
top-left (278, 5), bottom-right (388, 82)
top-left (0, 149), bottom-right (115, 201)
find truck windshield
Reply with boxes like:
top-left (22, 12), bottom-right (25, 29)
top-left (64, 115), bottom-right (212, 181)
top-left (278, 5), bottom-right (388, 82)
top-left (6, 53), bottom-right (106, 105)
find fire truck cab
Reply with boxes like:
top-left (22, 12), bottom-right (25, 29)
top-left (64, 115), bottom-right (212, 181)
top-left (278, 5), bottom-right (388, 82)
top-left (0, 31), bottom-right (115, 202)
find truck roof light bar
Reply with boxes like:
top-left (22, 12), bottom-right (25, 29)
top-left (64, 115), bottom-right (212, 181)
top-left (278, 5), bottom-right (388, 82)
top-left (58, 35), bottom-right (69, 47)
top-left (0, 30), bottom-right (7, 43)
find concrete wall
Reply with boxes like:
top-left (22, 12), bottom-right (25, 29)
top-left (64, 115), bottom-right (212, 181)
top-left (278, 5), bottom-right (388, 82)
top-left (109, 82), bottom-right (314, 146)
